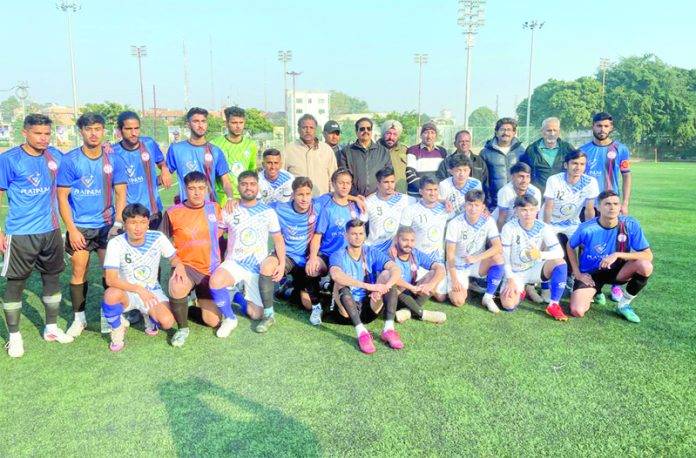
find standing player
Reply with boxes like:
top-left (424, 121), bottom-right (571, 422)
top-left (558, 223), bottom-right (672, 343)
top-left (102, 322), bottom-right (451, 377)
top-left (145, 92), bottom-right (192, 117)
top-left (57, 112), bottom-right (127, 337)
top-left (567, 191), bottom-right (653, 322)
top-left (101, 204), bottom-right (183, 351)
top-left (364, 167), bottom-right (415, 253)
top-left (210, 106), bottom-right (258, 206)
top-left (438, 153), bottom-right (483, 216)
top-left (493, 162), bottom-right (542, 230)
top-left (166, 107), bottom-right (235, 205)
top-left (208, 171), bottom-right (285, 335)
top-left (0, 114), bottom-right (73, 358)
top-left (257, 148), bottom-right (294, 205)
top-left (445, 190), bottom-right (504, 314)
top-left (329, 219), bottom-right (402, 354)
top-left (499, 195), bottom-right (568, 320)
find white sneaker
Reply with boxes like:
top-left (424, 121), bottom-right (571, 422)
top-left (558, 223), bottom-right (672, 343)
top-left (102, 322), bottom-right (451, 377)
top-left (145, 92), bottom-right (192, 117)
top-left (395, 309), bottom-right (412, 323)
top-left (5, 336), bottom-right (24, 358)
top-left (216, 318), bottom-right (238, 338)
top-left (43, 327), bottom-right (74, 344)
top-left (525, 285), bottom-right (544, 304)
top-left (482, 297), bottom-right (501, 315)
top-left (66, 320), bottom-right (87, 338)
top-left (611, 285), bottom-right (624, 302)
top-left (309, 305), bottom-right (323, 326)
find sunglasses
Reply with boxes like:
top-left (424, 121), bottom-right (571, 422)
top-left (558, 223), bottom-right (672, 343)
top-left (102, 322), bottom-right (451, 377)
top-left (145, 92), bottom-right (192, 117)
top-left (358, 126), bottom-right (372, 132)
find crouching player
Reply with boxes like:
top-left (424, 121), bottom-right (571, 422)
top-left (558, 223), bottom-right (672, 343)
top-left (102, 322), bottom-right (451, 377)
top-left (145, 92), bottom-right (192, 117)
top-left (101, 204), bottom-right (182, 351)
top-left (500, 195), bottom-right (569, 320)
top-left (390, 227), bottom-right (447, 324)
top-left (329, 219), bottom-right (402, 354)
top-left (567, 190), bottom-right (653, 323)
top-left (445, 190), bottom-right (504, 314)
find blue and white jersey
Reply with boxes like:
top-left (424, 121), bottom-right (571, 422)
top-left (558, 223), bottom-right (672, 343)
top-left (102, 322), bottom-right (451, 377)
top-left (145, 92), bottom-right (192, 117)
top-left (221, 201), bottom-right (280, 273)
top-left (501, 219), bottom-right (560, 273)
top-left (316, 197), bottom-right (368, 257)
top-left (165, 141), bottom-right (230, 202)
top-left (0, 146), bottom-right (63, 235)
top-left (579, 140), bottom-right (631, 195)
top-left (439, 176), bottom-right (483, 216)
top-left (392, 248), bottom-right (439, 285)
top-left (112, 137), bottom-right (165, 213)
top-left (329, 245), bottom-right (391, 301)
top-left (400, 200), bottom-right (449, 261)
top-left (543, 173), bottom-right (599, 228)
top-left (273, 196), bottom-right (329, 268)
top-left (258, 169), bottom-right (294, 205)
top-left (569, 216), bottom-right (649, 274)
top-left (445, 214), bottom-right (500, 269)
top-left (56, 147), bottom-right (127, 229)
top-left (103, 230), bottom-right (176, 290)
top-left (364, 192), bottom-right (416, 252)
top-left (493, 182), bottom-right (542, 223)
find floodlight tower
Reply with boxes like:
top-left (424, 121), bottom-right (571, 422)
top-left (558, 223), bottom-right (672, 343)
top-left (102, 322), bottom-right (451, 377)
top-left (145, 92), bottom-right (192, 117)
top-left (414, 53), bottom-right (429, 130)
top-left (523, 19), bottom-right (545, 143)
top-left (458, 0), bottom-right (486, 130)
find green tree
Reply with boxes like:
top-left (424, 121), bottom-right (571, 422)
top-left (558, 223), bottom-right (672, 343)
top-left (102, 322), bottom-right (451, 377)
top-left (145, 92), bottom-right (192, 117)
top-left (468, 106), bottom-right (497, 129)
top-left (244, 108), bottom-right (274, 134)
top-left (82, 101), bottom-right (135, 130)
top-left (172, 114), bottom-right (226, 139)
top-left (373, 111), bottom-right (429, 146)
top-left (1, 96), bottom-right (20, 122)
top-left (329, 91), bottom-right (369, 115)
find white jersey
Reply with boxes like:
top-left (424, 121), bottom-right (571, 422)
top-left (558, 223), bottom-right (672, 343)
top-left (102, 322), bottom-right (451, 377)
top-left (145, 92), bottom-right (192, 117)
top-left (400, 200), bottom-right (449, 260)
top-left (221, 201), bottom-right (281, 273)
top-left (103, 231), bottom-right (176, 290)
top-left (493, 182), bottom-right (542, 223)
top-left (543, 173), bottom-right (599, 228)
top-left (439, 177), bottom-right (482, 216)
top-left (445, 214), bottom-right (499, 269)
top-left (365, 193), bottom-right (416, 250)
top-left (258, 169), bottom-right (294, 205)
top-left (500, 219), bottom-right (561, 273)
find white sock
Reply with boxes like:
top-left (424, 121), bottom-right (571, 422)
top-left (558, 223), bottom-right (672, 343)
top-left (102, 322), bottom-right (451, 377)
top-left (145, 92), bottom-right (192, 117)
top-left (75, 311), bottom-right (86, 323)
top-left (9, 331), bottom-right (21, 342)
top-left (383, 320), bottom-right (395, 332)
top-left (619, 291), bottom-right (635, 307)
top-left (355, 323), bottom-right (367, 337)
top-left (311, 304), bottom-right (321, 310)
top-left (45, 323), bottom-right (58, 332)
top-left (482, 293), bottom-right (493, 303)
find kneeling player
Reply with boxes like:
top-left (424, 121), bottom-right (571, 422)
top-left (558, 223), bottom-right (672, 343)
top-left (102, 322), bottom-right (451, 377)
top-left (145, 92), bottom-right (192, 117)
top-left (445, 190), bottom-right (504, 314)
top-left (329, 219), bottom-right (402, 354)
top-left (101, 204), bottom-right (182, 351)
top-left (567, 190), bottom-right (653, 323)
top-left (500, 195), bottom-right (569, 320)
top-left (390, 227), bottom-right (447, 324)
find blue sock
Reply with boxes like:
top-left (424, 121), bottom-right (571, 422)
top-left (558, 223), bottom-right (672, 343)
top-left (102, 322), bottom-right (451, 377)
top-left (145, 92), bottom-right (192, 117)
top-left (541, 281), bottom-right (550, 292)
top-left (148, 315), bottom-right (160, 329)
top-left (233, 291), bottom-right (248, 316)
top-left (486, 264), bottom-right (504, 295)
top-left (210, 287), bottom-right (236, 320)
top-left (102, 300), bottom-right (123, 329)
top-left (549, 264), bottom-right (568, 302)
top-left (263, 307), bottom-right (274, 318)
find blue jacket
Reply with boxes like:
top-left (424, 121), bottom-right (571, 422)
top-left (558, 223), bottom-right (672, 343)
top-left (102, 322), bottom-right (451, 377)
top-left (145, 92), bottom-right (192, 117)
top-left (480, 137), bottom-right (525, 209)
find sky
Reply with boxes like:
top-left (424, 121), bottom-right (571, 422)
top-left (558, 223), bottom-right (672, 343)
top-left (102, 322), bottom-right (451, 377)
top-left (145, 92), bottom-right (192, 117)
top-left (2, 0), bottom-right (694, 124)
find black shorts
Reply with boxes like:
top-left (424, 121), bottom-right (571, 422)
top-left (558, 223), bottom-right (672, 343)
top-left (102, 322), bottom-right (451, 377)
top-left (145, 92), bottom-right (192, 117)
top-left (318, 252), bottom-right (330, 268)
top-left (184, 265), bottom-right (213, 300)
top-left (65, 225), bottom-right (111, 255)
top-left (149, 212), bottom-right (163, 231)
top-left (573, 261), bottom-right (628, 292)
top-left (332, 295), bottom-right (379, 325)
top-left (1, 229), bottom-right (65, 279)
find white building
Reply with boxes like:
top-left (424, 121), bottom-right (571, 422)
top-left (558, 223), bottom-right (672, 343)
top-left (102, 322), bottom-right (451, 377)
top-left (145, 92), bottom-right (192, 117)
top-left (286, 90), bottom-right (330, 141)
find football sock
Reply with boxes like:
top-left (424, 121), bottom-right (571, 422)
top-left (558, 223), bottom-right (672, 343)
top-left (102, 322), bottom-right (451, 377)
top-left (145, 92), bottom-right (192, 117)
top-left (75, 311), bottom-right (86, 323)
top-left (102, 300), bottom-right (124, 329)
top-left (355, 323), bottom-right (367, 337)
top-left (70, 282), bottom-right (88, 313)
top-left (398, 293), bottom-right (424, 319)
top-left (383, 320), bottom-right (395, 332)
top-left (550, 264), bottom-right (568, 302)
top-left (339, 286), bottom-right (362, 327)
top-left (487, 264), bottom-right (504, 295)
top-left (626, 274), bottom-right (649, 297)
top-left (169, 296), bottom-right (189, 329)
top-left (3, 306), bottom-right (21, 333)
top-left (42, 293), bottom-right (61, 326)
top-left (210, 287), bottom-right (236, 320)
top-left (383, 286), bottom-right (398, 322)
top-left (259, 274), bottom-right (275, 313)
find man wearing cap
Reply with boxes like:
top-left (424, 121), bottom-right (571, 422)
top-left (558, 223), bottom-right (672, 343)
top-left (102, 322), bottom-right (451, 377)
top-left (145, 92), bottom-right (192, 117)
top-left (436, 129), bottom-right (488, 185)
top-left (379, 120), bottom-right (408, 194)
top-left (405, 122), bottom-right (447, 198)
top-left (519, 117), bottom-right (576, 195)
top-left (323, 120), bottom-right (344, 163)
top-left (480, 117), bottom-right (526, 209)
top-left (339, 117), bottom-right (393, 196)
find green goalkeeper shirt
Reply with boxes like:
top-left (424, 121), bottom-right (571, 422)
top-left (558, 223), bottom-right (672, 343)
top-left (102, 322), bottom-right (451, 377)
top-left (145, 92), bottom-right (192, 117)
top-left (210, 135), bottom-right (258, 205)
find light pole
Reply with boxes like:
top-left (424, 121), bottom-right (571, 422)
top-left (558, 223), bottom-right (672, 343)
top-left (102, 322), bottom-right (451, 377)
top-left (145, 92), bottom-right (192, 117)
top-left (277, 50), bottom-right (292, 142)
top-left (131, 45), bottom-right (147, 119)
top-left (57, 0), bottom-right (80, 126)
top-left (286, 71), bottom-right (302, 142)
top-left (458, 0), bottom-right (486, 130)
top-left (600, 57), bottom-right (610, 109)
top-left (522, 20), bottom-right (544, 144)
top-left (414, 53), bottom-right (428, 130)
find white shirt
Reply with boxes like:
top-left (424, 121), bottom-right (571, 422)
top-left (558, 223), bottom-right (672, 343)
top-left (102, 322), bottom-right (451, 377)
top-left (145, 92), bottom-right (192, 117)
top-left (103, 231), bottom-right (176, 290)
top-left (493, 182), bottom-right (542, 223)
top-left (400, 200), bottom-right (449, 260)
top-left (365, 193), bottom-right (416, 250)
top-left (500, 219), bottom-right (562, 274)
top-left (258, 169), bottom-right (294, 205)
top-left (543, 173), bottom-right (599, 228)
top-left (221, 201), bottom-right (281, 273)
top-left (439, 176), bottom-right (483, 216)
top-left (445, 214), bottom-right (499, 269)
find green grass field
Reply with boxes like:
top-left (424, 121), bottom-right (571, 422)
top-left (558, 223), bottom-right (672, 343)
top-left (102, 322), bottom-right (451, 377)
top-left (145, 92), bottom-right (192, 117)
top-left (1, 162), bottom-right (695, 457)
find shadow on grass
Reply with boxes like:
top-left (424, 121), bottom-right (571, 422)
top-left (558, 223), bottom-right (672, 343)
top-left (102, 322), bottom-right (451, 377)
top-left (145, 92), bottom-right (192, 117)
top-left (159, 377), bottom-right (320, 457)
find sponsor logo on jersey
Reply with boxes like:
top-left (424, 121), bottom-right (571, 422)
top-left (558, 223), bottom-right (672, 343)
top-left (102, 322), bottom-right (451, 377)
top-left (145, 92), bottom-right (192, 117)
top-left (27, 172), bottom-right (42, 187)
top-left (186, 160), bottom-right (198, 172)
top-left (594, 243), bottom-right (607, 254)
top-left (81, 175), bottom-right (95, 188)
top-left (134, 266), bottom-right (152, 282)
top-left (240, 227), bottom-right (258, 246)
top-left (231, 162), bottom-right (245, 176)
top-left (126, 165), bottom-right (136, 177)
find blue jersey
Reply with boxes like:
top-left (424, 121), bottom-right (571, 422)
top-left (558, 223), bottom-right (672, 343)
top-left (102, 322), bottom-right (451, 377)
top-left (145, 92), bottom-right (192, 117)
top-left (579, 140), bottom-right (631, 195)
top-left (316, 197), bottom-right (366, 256)
top-left (56, 147), bottom-right (127, 229)
top-left (392, 248), bottom-right (438, 285)
top-left (112, 137), bottom-right (165, 213)
top-left (329, 245), bottom-right (391, 301)
top-left (165, 141), bottom-right (230, 202)
top-left (0, 146), bottom-right (63, 235)
top-left (569, 216), bottom-right (649, 273)
top-left (273, 195), bottom-right (330, 268)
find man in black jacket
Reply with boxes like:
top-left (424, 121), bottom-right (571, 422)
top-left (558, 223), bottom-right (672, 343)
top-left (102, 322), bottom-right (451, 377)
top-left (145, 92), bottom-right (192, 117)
top-left (480, 117), bottom-right (525, 209)
top-left (519, 117), bottom-right (575, 194)
top-left (339, 117), bottom-right (392, 196)
top-left (436, 129), bottom-right (488, 185)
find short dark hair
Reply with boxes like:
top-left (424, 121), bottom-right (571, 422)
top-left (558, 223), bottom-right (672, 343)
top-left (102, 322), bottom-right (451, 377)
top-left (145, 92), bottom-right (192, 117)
top-left (184, 171), bottom-right (207, 186)
top-left (453, 129), bottom-right (471, 144)
top-left (447, 152), bottom-right (472, 170)
top-left (23, 114), bottom-right (52, 129)
top-left (354, 117), bottom-right (373, 131)
top-left (262, 148), bottom-right (281, 159)
top-left (510, 162), bottom-right (531, 175)
top-left (465, 189), bottom-right (485, 203)
top-left (345, 218), bottom-right (366, 231)
top-left (375, 166), bottom-right (395, 182)
top-left (238, 170), bottom-right (258, 183)
top-left (418, 174), bottom-right (439, 190)
top-left (331, 167), bottom-right (353, 184)
top-left (186, 107), bottom-right (208, 121)
top-left (598, 190), bottom-right (620, 202)
top-left (292, 176), bottom-right (313, 192)
top-left (564, 148), bottom-right (587, 163)
top-left (76, 112), bottom-right (106, 129)
top-left (513, 194), bottom-right (539, 208)
top-left (495, 117), bottom-right (517, 132)
top-left (122, 203), bottom-right (150, 221)
top-left (592, 112), bottom-right (613, 124)
top-left (297, 114), bottom-right (318, 129)
top-left (396, 226), bottom-right (416, 237)
top-left (224, 106), bottom-right (245, 120)
top-left (117, 111), bottom-right (140, 130)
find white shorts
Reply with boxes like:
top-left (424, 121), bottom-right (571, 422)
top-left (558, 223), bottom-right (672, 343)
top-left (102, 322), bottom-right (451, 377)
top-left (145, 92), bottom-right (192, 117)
top-left (416, 266), bottom-right (447, 295)
top-left (219, 260), bottom-right (262, 306)
top-left (550, 224), bottom-right (578, 239)
top-left (446, 261), bottom-right (484, 291)
top-left (501, 262), bottom-right (545, 291)
top-left (125, 287), bottom-right (169, 313)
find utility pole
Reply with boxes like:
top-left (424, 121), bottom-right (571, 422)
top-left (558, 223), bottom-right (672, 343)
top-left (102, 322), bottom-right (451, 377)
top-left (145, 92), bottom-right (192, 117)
top-left (287, 71), bottom-right (302, 142)
top-left (414, 53), bottom-right (428, 130)
top-left (277, 50), bottom-right (292, 142)
top-left (152, 84), bottom-right (158, 142)
top-left (131, 45), bottom-right (147, 121)
top-left (523, 20), bottom-right (545, 144)
top-left (57, 0), bottom-right (80, 144)
top-left (600, 57), bottom-right (610, 110)
top-left (457, 0), bottom-right (486, 130)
